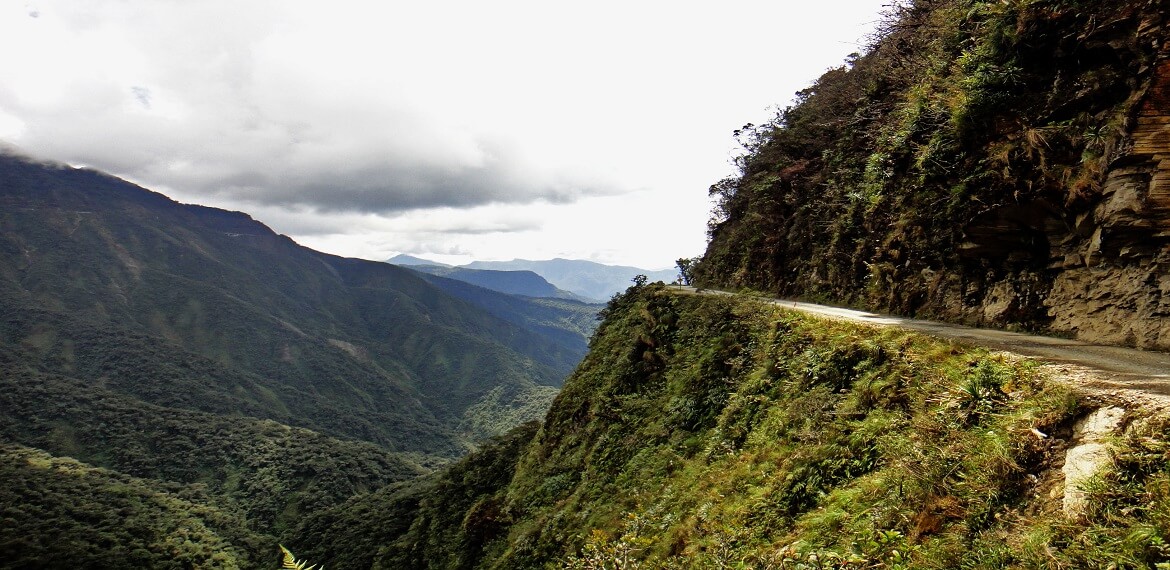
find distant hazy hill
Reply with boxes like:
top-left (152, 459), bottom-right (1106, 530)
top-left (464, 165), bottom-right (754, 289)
top-left (387, 253), bottom-right (452, 267)
top-left (400, 263), bottom-right (592, 302)
top-left (407, 271), bottom-right (600, 353)
top-left (0, 150), bottom-right (579, 554)
top-left (382, 262), bottom-right (603, 405)
top-left (463, 258), bottom-right (677, 301)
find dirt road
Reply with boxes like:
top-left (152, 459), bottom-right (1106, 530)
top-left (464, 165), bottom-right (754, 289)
top-left (677, 287), bottom-right (1170, 407)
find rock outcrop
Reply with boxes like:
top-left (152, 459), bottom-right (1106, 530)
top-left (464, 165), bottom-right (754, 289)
top-left (1062, 406), bottom-right (1126, 517)
top-left (1043, 55), bottom-right (1170, 349)
top-left (699, 2), bottom-right (1170, 351)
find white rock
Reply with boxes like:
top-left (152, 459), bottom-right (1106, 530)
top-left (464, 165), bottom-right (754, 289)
top-left (1062, 406), bottom-right (1126, 517)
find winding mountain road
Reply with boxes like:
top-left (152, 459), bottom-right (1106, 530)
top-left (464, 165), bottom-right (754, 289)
top-left (676, 286), bottom-right (1170, 407)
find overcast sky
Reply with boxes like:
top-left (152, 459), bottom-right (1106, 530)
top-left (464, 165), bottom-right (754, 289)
top-left (0, 0), bottom-right (888, 269)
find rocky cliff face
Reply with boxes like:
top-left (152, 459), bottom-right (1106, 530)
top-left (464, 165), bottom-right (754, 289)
top-left (960, 48), bottom-right (1170, 349)
top-left (1045, 56), bottom-right (1170, 348)
top-left (699, 0), bottom-right (1170, 350)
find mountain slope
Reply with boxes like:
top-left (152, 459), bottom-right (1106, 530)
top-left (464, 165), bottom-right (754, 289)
top-left (0, 149), bottom-right (586, 559)
top-left (0, 150), bottom-right (574, 451)
top-left (401, 264), bottom-right (588, 301)
top-left (696, 0), bottom-right (1170, 349)
top-left (463, 258), bottom-right (676, 302)
top-left (292, 284), bottom-right (1170, 569)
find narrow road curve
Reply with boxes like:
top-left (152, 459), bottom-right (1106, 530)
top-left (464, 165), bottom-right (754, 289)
top-left (674, 286), bottom-right (1170, 406)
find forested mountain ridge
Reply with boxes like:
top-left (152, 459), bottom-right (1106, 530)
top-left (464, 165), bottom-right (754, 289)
top-left (0, 150), bottom-right (574, 447)
top-left (697, 0), bottom-right (1170, 350)
top-left (0, 149), bottom-right (585, 563)
top-left (464, 258), bottom-right (677, 302)
top-left (395, 262), bottom-right (590, 302)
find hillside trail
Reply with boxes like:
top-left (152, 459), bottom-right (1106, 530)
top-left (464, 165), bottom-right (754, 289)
top-left (674, 286), bottom-right (1170, 412)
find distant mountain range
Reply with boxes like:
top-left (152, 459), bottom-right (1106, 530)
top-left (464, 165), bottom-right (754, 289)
top-left (408, 273), bottom-right (601, 364)
top-left (387, 255), bottom-right (591, 302)
top-left (389, 254), bottom-right (678, 302)
top-left (0, 150), bottom-right (591, 563)
top-left (388, 253), bottom-right (454, 267)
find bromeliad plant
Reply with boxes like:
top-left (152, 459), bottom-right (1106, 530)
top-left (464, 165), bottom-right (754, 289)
top-left (279, 545), bottom-right (322, 570)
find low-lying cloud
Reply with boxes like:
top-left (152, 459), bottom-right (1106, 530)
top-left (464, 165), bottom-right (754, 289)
top-left (0, 0), bottom-right (887, 268)
top-left (130, 134), bottom-right (614, 213)
top-left (0, 0), bottom-right (626, 215)
top-left (241, 203), bottom-right (544, 238)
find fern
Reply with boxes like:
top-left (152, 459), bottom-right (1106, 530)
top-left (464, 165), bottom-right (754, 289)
top-left (280, 545), bottom-right (323, 570)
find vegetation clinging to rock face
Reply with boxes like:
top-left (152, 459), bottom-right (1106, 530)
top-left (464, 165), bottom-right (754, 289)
top-left (699, 0), bottom-right (1170, 337)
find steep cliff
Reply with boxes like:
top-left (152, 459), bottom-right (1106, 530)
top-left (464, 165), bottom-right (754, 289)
top-left (698, 0), bottom-right (1170, 349)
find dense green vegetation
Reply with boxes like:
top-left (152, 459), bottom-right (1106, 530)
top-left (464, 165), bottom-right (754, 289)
top-left (0, 151), bottom-right (591, 563)
top-left (698, 0), bottom-right (1168, 328)
top-left (411, 271), bottom-right (602, 360)
top-left (0, 443), bottom-right (270, 568)
top-left (291, 422), bottom-right (540, 569)
top-left (0, 353), bottom-right (427, 533)
top-left (295, 283), bottom-right (1170, 568)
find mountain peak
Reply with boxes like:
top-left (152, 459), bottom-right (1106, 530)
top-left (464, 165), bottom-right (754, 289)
top-left (387, 253), bottom-right (452, 267)
top-left (462, 258), bottom-right (677, 301)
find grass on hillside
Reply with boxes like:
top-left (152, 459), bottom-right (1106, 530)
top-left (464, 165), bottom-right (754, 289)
top-left (544, 286), bottom-right (1170, 569)
top-left (305, 282), bottom-right (1170, 569)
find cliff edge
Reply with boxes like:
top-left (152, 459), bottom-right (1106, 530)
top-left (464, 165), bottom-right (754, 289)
top-left (698, 0), bottom-right (1170, 350)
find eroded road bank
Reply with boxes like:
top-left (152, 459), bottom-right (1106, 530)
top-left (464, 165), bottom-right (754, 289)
top-left (672, 285), bottom-right (1170, 515)
top-left (674, 286), bottom-right (1170, 410)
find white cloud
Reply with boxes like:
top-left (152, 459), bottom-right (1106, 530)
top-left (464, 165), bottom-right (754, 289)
top-left (1, 0), bottom-right (887, 267)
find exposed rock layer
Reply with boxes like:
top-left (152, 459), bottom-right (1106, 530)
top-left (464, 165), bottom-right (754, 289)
top-left (699, 2), bottom-right (1170, 350)
top-left (1043, 56), bottom-right (1170, 349)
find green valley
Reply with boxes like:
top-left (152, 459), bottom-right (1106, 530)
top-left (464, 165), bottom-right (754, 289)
top-left (0, 150), bottom-right (592, 561)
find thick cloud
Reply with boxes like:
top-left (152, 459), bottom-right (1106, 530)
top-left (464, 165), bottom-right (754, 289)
top-left (0, 0), bottom-right (888, 266)
top-left (133, 133), bottom-right (614, 212)
top-left (244, 203), bottom-right (544, 238)
top-left (0, 0), bottom-right (626, 214)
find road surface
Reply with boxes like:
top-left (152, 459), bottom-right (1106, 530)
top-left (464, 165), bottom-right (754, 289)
top-left (675, 286), bottom-right (1170, 406)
